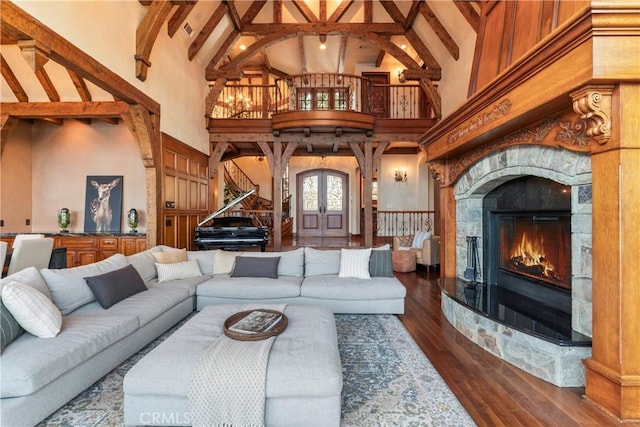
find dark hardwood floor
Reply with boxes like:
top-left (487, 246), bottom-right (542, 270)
top-left (395, 268), bottom-right (624, 427)
top-left (278, 236), bottom-right (629, 427)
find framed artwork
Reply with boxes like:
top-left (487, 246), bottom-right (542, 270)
top-left (84, 175), bottom-right (123, 233)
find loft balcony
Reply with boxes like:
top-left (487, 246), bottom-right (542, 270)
top-left (208, 73), bottom-right (437, 137)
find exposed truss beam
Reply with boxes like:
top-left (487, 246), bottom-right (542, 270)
top-left (1, 101), bottom-right (130, 119)
top-left (454, 0), bottom-right (480, 33)
top-left (135, 0), bottom-right (175, 81)
top-left (240, 1), bottom-right (268, 27)
top-left (1, 53), bottom-right (28, 102)
top-left (241, 23), bottom-right (404, 36)
top-left (167, 1), bottom-right (198, 37)
top-left (364, 0), bottom-right (372, 24)
top-left (224, 0), bottom-right (242, 30)
top-left (379, 1), bottom-right (406, 26)
top-left (35, 67), bottom-right (60, 102)
top-left (328, 0), bottom-right (354, 23)
top-left (273, 0), bottom-right (282, 23)
top-left (337, 35), bottom-right (348, 75)
top-left (404, 28), bottom-right (440, 71)
top-left (420, 2), bottom-right (459, 60)
top-left (189, 2), bottom-right (228, 60)
top-left (205, 30), bottom-right (241, 77)
top-left (298, 34), bottom-right (307, 75)
top-left (292, 0), bottom-right (319, 23)
top-left (67, 69), bottom-right (91, 102)
top-left (405, 1), bottom-right (422, 31)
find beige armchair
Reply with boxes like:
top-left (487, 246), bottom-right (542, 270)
top-left (393, 234), bottom-right (441, 271)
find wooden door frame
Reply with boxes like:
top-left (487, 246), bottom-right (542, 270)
top-left (296, 168), bottom-right (349, 237)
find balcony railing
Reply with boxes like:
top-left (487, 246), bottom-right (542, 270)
top-left (376, 210), bottom-right (436, 237)
top-left (210, 73), bottom-right (431, 119)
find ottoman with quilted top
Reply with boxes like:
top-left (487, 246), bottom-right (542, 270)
top-left (123, 304), bottom-right (342, 427)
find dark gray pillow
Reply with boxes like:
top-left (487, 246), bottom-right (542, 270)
top-left (85, 264), bottom-right (148, 309)
top-left (231, 256), bottom-right (281, 279)
top-left (369, 250), bottom-right (394, 277)
top-left (1, 300), bottom-right (24, 352)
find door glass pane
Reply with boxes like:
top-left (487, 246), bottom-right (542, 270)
top-left (316, 91), bottom-right (329, 110)
top-left (326, 175), bottom-right (343, 210)
top-left (303, 176), bottom-right (318, 210)
top-left (298, 91), bottom-right (312, 110)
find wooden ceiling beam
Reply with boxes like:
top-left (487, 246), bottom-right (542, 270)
top-left (273, 0), bottom-right (282, 23)
top-left (189, 2), bottom-right (228, 60)
top-left (420, 2), bottom-right (459, 60)
top-left (364, 0), bottom-right (372, 24)
top-left (0, 53), bottom-right (28, 102)
top-left (379, 1), bottom-right (406, 26)
top-left (328, 0), bottom-right (354, 23)
top-left (404, 28), bottom-right (440, 71)
top-left (401, 68), bottom-right (441, 81)
top-left (241, 22), bottom-right (404, 36)
top-left (35, 67), bottom-right (60, 102)
top-left (224, 1), bottom-right (243, 30)
top-left (135, 0), bottom-right (175, 81)
top-left (319, 0), bottom-right (327, 22)
top-left (205, 30), bottom-right (241, 77)
top-left (405, 1), bottom-right (423, 31)
top-left (292, 0), bottom-right (319, 23)
top-left (1, 2), bottom-right (159, 113)
top-left (1, 101), bottom-right (131, 119)
top-left (67, 69), bottom-right (92, 102)
top-left (453, 0), bottom-right (480, 33)
top-left (240, 1), bottom-right (268, 27)
top-left (298, 34), bottom-right (307, 76)
top-left (167, 1), bottom-right (198, 37)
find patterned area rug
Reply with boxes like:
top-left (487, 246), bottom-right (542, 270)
top-left (39, 314), bottom-right (475, 427)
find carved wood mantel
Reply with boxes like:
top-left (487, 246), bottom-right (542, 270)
top-left (419, 2), bottom-right (640, 421)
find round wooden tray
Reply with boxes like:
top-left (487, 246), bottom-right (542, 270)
top-left (223, 309), bottom-right (288, 341)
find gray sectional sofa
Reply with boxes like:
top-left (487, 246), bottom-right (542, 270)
top-left (0, 245), bottom-right (406, 426)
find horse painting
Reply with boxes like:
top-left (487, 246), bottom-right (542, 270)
top-left (84, 176), bottom-right (123, 232)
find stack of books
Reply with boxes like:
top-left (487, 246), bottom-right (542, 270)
top-left (228, 310), bottom-right (283, 335)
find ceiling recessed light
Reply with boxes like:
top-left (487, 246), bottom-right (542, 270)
top-left (400, 44), bottom-right (407, 50)
top-left (319, 43), bottom-right (327, 50)
top-left (240, 44), bottom-right (247, 51)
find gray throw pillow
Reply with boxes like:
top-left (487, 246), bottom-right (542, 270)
top-left (1, 300), bottom-right (24, 352)
top-left (230, 256), bottom-right (281, 279)
top-left (85, 264), bottom-right (148, 309)
top-left (369, 249), bottom-right (394, 277)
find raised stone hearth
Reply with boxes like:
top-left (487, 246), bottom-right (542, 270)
top-left (445, 144), bottom-right (593, 386)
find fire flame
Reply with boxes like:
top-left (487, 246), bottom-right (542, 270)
top-left (511, 233), bottom-right (556, 277)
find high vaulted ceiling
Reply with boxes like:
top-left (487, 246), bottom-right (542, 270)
top-left (1, 0), bottom-right (480, 118)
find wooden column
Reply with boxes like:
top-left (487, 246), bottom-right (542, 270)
top-left (439, 183), bottom-right (456, 280)
top-left (363, 142), bottom-right (373, 247)
top-left (580, 84), bottom-right (640, 420)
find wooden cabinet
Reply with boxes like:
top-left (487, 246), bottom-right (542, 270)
top-left (1, 234), bottom-right (147, 268)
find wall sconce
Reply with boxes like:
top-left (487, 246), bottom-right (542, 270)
top-left (255, 155), bottom-right (265, 162)
top-left (394, 169), bottom-right (408, 182)
top-left (397, 69), bottom-right (406, 84)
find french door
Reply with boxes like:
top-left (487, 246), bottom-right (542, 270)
top-left (297, 169), bottom-right (348, 237)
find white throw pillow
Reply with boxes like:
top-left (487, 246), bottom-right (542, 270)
top-left (213, 250), bottom-right (245, 275)
top-left (338, 248), bottom-right (372, 279)
top-left (1, 281), bottom-right (62, 338)
top-left (411, 231), bottom-right (432, 249)
top-left (156, 260), bottom-right (203, 283)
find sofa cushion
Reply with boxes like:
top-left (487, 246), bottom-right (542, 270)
top-left (213, 250), bottom-right (245, 275)
top-left (304, 247), bottom-right (341, 277)
top-left (156, 260), bottom-right (203, 282)
top-left (301, 276), bottom-right (407, 300)
top-left (338, 248), bottom-right (372, 279)
top-left (0, 312), bottom-right (138, 398)
top-left (1, 282), bottom-right (62, 338)
top-left (146, 275), bottom-right (208, 297)
top-left (152, 249), bottom-right (187, 264)
top-left (85, 264), bottom-right (148, 309)
top-left (1, 299), bottom-right (23, 352)
top-left (187, 250), bottom-right (216, 275)
top-left (1, 266), bottom-right (52, 300)
top-left (411, 231), bottom-right (432, 249)
top-left (126, 246), bottom-right (163, 282)
top-left (369, 249), bottom-right (394, 277)
top-left (197, 276), bottom-right (302, 299)
top-left (239, 248), bottom-right (304, 277)
top-left (41, 254), bottom-right (128, 315)
top-left (231, 256), bottom-right (280, 278)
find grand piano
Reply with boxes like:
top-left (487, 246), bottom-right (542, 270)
top-left (194, 189), bottom-right (269, 251)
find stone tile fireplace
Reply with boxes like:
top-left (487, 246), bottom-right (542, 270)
top-left (441, 144), bottom-right (593, 386)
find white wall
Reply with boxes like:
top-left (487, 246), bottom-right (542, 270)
top-left (0, 121), bottom-right (33, 233)
top-left (13, 0), bottom-right (210, 153)
top-left (28, 121), bottom-right (146, 233)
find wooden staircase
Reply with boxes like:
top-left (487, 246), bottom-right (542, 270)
top-left (223, 160), bottom-right (292, 238)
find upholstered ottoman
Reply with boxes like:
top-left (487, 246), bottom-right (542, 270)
top-left (123, 304), bottom-right (342, 427)
top-left (392, 250), bottom-right (417, 272)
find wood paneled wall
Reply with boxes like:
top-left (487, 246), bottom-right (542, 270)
top-left (161, 134), bottom-right (210, 250)
top-left (470, 0), bottom-right (590, 95)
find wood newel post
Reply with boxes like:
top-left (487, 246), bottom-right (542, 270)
top-left (272, 141), bottom-right (283, 251)
top-left (579, 84), bottom-right (640, 420)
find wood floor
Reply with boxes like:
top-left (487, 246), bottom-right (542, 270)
top-left (395, 268), bottom-right (625, 427)
top-left (279, 236), bottom-right (629, 427)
